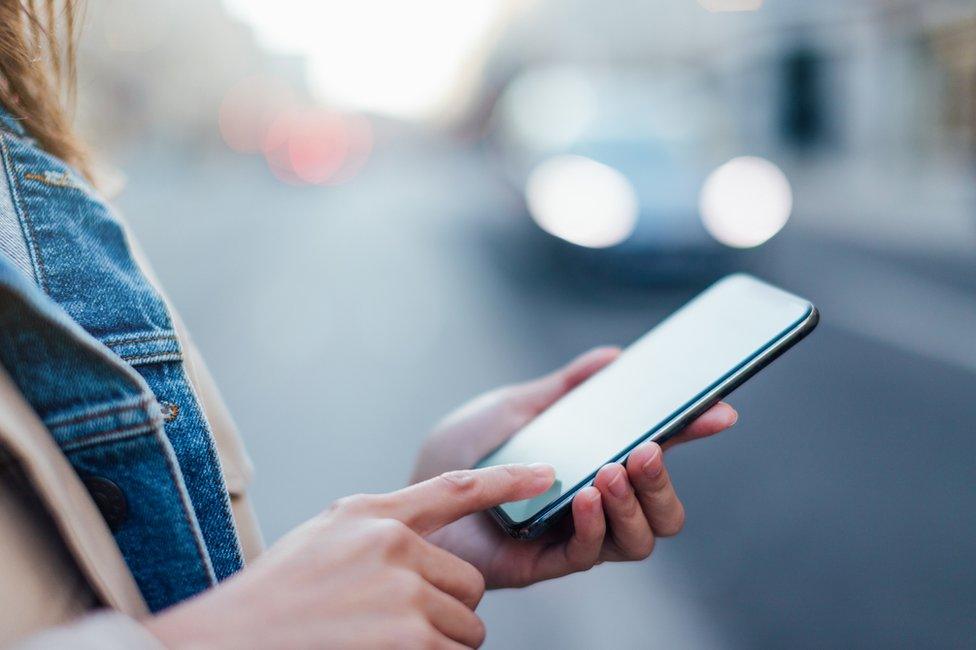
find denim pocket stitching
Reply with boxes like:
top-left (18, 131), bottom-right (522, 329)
top-left (45, 394), bottom-right (155, 430)
top-left (60, 421), bottom-right (157, 453)
top-left (102, 331), bottom-right (179, 346)
top-left (122, 352), bottom-right (183, 366)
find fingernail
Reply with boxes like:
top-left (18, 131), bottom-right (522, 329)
top-left (727, 408), bottom-right (739, 427)
top-left (579, 486), bottom-right (601, 506)
top-left (595, 345), bottom-right (621, 359)
top-left (607, 471), bottom-right (628, 498)
top-left (642, 449), bottom-right (662, 478)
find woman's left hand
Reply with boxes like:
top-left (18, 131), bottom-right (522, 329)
top-left (411, 346), bottom-right (738, 588)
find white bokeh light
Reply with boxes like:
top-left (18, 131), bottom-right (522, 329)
top-left (526, 155), bottom-right (639, 249)
top-left (699, 156), bottom-right (793, 248)
top-left (222, 0), bottom-right (505, 120)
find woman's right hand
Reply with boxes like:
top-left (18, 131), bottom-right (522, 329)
top-left (144, 463), bottom-right (555, 649)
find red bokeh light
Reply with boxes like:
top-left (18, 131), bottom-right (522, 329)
top-left (262, 107), bottom-right (373, 186)
top-left (220, 75), bottom-right (373, 186)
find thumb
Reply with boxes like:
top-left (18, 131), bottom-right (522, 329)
top-left (383, 464), bottom-right (555, 536)
top-left (517, 346), bottom-right (621, 413)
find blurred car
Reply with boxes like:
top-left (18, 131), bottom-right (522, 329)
top-left (483, 65), bottom-right (795, 282)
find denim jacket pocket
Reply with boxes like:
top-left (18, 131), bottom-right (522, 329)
top-left (55, 405), bottom-right (219, 610)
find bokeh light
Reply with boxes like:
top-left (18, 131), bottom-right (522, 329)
top-left (699, 156), bottom-right (793, 248)
top-left (223, 0), bottom-right (506, 120)
top-left (262, 107), bottom-right (373, 186)
top-left (526, 155), bottom-right (638, 249)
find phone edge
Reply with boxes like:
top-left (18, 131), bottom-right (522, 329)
top-left (490, 303), bottom-right (820, 541)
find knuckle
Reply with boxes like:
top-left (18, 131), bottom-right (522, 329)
top-left (390, 569), bottom-right (427, 606)
top-left (646, 469), bottom-right (671, 493)
top-left (377, 516), bottom-right (410, 537)
top-left (369, 519), bottom-right (413, 555)
top-left (618, 495), bottom-right (642, 519)
top-left (329, 493), bottom-right (372, 516)
top-left (325, 497), bottom-right (346, 516)
top-left (436, 470), bottom-right (480, 498)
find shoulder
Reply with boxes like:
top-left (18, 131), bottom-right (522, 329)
top-left (0, 126), bottom-right (107, 289)
top-left (0, 126), bottom-right (169, 337)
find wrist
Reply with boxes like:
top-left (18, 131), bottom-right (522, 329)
top-left (142, 600), bottom-right (228, 650)
top-left (142, 615), bottom-right (178, 649)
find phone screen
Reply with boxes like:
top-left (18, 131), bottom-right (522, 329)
top-left (476, 274), bottom-right (813, 524)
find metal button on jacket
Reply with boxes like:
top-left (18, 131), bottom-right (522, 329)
top-left (82, 476), bottom-right (128, 530)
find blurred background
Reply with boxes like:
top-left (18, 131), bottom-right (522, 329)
top-left (75, 0), bottom-right (974, 647)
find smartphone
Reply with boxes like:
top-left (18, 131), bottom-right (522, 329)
top-left (475, 273), bottom-right (818, 540)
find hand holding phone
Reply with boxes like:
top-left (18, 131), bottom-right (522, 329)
top-left (415, 347), bottom-right (738, 587)
top-left (414, 275), bottom-right (814, 586)
top-left (411, 275), bottom-right (815, 587)
top-left (477, 274), bottom-right (817, 539)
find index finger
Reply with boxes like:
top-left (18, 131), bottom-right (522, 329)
top-left (385, 464), bottom-right (555, 536)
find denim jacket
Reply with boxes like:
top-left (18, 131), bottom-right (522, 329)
top-left (0, 108), bottom-right (243, 612)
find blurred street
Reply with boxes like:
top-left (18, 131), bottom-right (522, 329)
top-left (118, 133), bottom-right (975, 648)
top-left (64, 0), bottom-right (976, 646)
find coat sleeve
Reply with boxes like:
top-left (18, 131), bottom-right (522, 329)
top-left (12, 611), bottom-right (164, 650)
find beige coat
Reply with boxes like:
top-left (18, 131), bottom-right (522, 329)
top-left (0, 240), bottom-right (264, 647)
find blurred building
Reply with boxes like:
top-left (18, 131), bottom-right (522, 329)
top-left (77, 0), bottom-right (310, 156)
top-left (929, 14), bottom-right (976, 149)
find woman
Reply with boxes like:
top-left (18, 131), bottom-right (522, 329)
top-left (0, 2), bottom-right (737, 648)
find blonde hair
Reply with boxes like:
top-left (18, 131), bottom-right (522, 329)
top-left (0, 1), bottom-right (89, 179)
